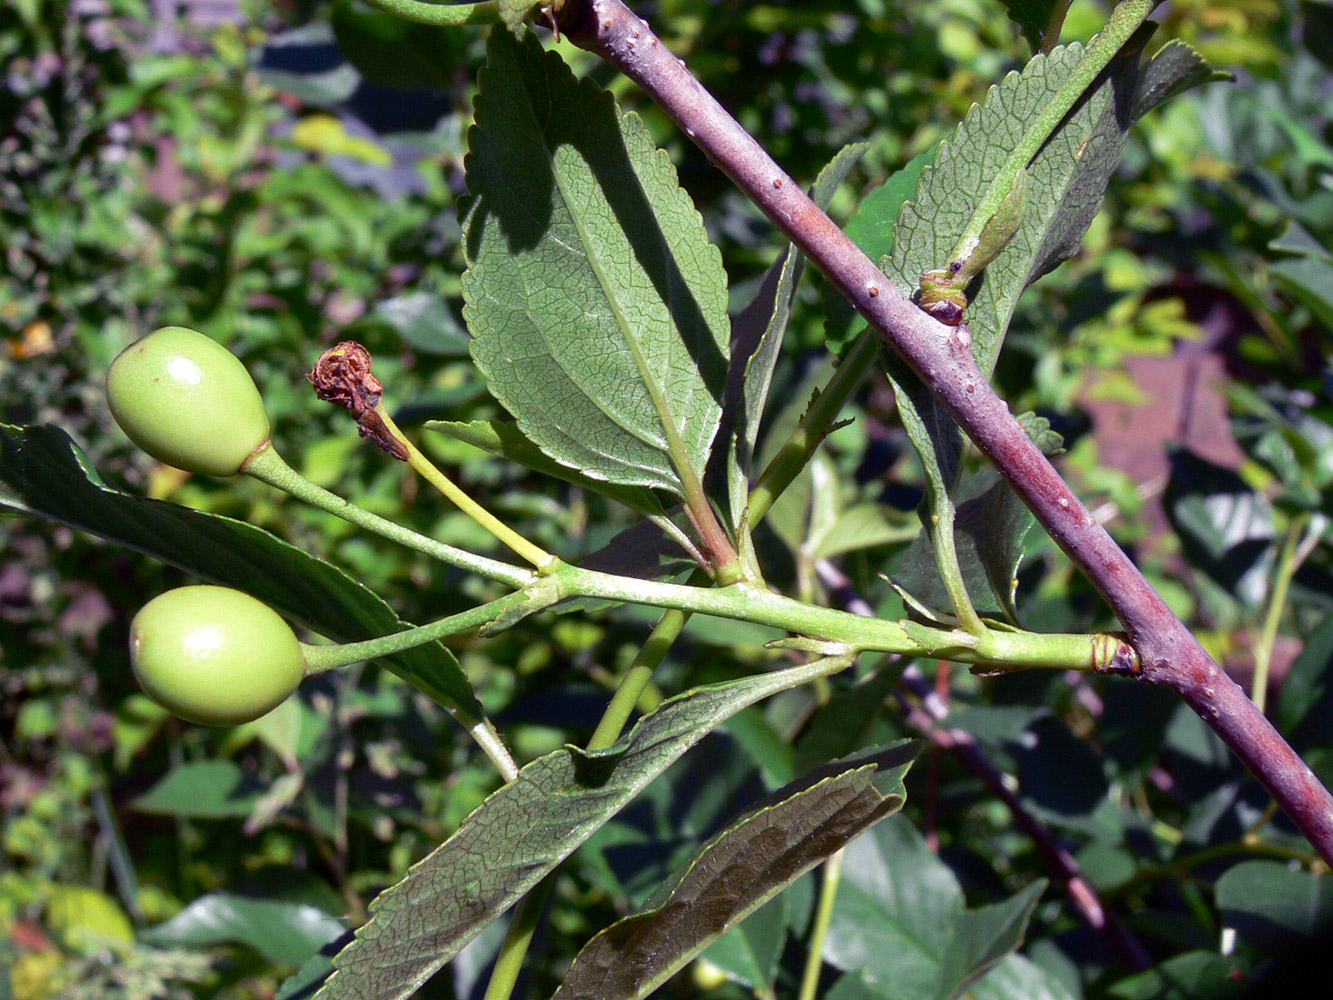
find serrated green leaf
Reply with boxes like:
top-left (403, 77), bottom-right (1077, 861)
top-left (825, 146), bottom-right (937, 355)
top-left (0, 423), bottom-right (482, 717)
top-left (551, 742), bottom-right (919, 1000)
top-left (424, 419), bottom-right (666, 517)
top-left (463, 30), bottom-right (730, 501)
top-left (885, 41), bottom-right (1117, 377)
top-left (1129, 40), bottom-right (1233, 122)
top-left (315, 655), bottom-right (852, 1000)
top-left (882, 37), bottom-right (1218, 621)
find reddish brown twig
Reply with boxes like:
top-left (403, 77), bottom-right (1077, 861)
top-left (561, 0), bottom-right (1333, 862)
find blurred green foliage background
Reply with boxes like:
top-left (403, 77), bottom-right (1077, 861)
top-left (3, 1), bottom-right (1333, 998)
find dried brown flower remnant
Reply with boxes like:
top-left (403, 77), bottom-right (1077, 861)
top-left (308, 341), bottom-right (409, 461)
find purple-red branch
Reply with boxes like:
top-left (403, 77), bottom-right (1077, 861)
top-left (561, 0), bottom-right (1333, 862)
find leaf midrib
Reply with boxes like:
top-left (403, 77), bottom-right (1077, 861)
top-left (545, 132), bottom-right (702, 489)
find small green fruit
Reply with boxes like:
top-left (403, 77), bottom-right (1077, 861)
top-left (107, 326), bottom-right (270, 476)
top-left (130, 586), bottom-right (305, 726)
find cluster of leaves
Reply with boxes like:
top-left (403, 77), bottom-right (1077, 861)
top-left (3, 2), bottom-right (1333, 1000)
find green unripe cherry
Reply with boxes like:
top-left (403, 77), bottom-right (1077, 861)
top-left (130, 586), bottom-right (306, 726)
top-left (107, 326), bottom-right (271, 477)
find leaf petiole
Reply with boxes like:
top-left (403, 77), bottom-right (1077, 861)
top-left (374, 405), bottom-right (559, 572)
top-left (299, 589), bottom-right (539, 673)
top-left (241, 442), bottom-right (537, 589)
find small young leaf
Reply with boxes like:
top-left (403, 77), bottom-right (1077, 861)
top-left (551, 743), bottom-right (920, 1000)
top-left (315, 656), bottom-right (852, 1000)
top-left (0, 423), bottom-right (482, 717)
top-left (463, 30), bottom-right (730, 501)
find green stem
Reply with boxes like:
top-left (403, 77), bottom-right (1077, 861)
top-left (482, 874), bottom-right (554, 1000)
top-left (287, 551), bottom-right (1117, 684)
top-left (470, 717), bottom-right (520, 783)
top-left (587, 572), bottom-right (706, 751)
top-left (375, 405), bottom-right (557, 571)
top-left (939, 0), bottom-right (1155, 282)
top-left (242, 442), bottom-right (537, 590)
top-left (588, 622), bottom-right (686, 750)
top-left (928, 507), bottom-right (988, 636)
top-left (559, 563), bottom-right (1115, 669)
top-left (1252, 515), bottom-right (1308, 714)
top-left (747, 328), bottom-right (877, 529)
top-left (745, 325), bottom-right (982, 635)
top-left (361, 0), bottom-right (501, 27)
top-left (300, 589), bottom-right (538, 673)
top-left (798, 846), bottom-right (844, 1000)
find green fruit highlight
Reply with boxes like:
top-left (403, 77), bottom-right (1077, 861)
top-left (106, 326), bottom-right (270, 476)
top-left (129, 586), bottom-right (305, 726)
